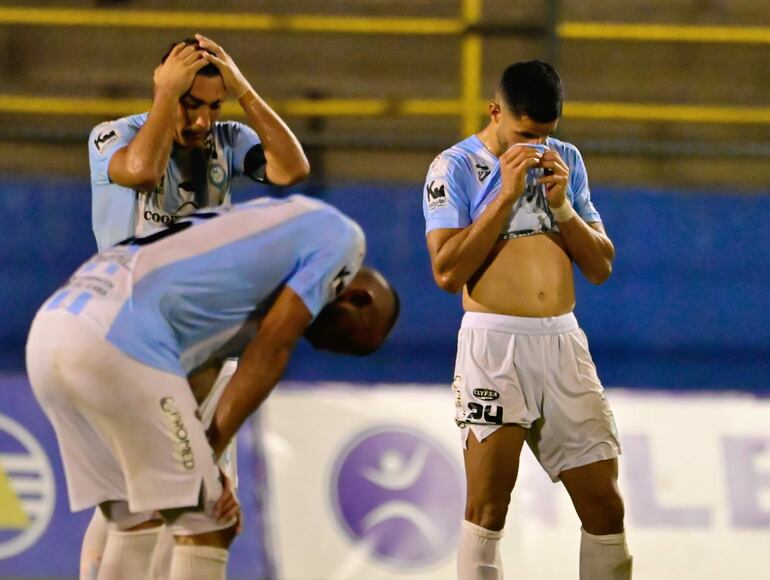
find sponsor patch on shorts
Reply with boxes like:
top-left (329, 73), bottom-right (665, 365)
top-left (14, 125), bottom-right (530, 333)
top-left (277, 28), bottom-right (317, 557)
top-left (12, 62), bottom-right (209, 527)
top-left (472, 388), bottom-right (499, 401)
top-left (160, 397), bottom-right (196, 470)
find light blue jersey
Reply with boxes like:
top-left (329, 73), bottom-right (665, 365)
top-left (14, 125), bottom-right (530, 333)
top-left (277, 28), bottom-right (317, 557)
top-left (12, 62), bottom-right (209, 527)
top-left (89, 113), bottom-right (265, 250)
top-left (423, 135), bottom-right (600, 238)
top-left (39, 195), bottom-right (365, 376)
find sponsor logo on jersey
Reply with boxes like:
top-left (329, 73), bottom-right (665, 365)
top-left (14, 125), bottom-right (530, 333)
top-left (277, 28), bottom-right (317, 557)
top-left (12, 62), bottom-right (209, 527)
top-left (93, 125), bottom-right (121, 154)
top-left (331, 426), bottom-right (464, 568)
top-left (475, 162), bottom-right (491, 182)
top-left (143, 210), bottom-right (176, 225)
top-left (160, 398), bottom-right (195, 470)
top-left (142, 201), bottom-right (201, 226)
top-left (426, 180), bottom-right (448, 211)
top-left (473, 388), bottom-right (499, 401)
top-left (0, 414), bottom-right (55, 559)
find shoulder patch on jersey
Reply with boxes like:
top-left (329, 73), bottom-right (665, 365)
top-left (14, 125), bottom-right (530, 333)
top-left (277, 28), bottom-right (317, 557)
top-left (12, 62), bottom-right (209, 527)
top-left (426, 180), bottom-right (448, 211)
top-left (330, 266), bottom-right (353, 298)
top-left (93, 123), bottom-right (121, 155)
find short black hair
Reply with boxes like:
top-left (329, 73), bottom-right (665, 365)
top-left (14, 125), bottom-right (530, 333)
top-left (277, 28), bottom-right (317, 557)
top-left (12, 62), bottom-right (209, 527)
top-left (498, 60), bottom-right (563, 123)
top-left (161, 38), bottom-right (220, 78)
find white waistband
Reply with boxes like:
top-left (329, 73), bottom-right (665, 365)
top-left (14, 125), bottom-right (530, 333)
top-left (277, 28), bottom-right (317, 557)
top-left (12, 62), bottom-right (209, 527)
top-left (461, 311), bottom-right (579, 335)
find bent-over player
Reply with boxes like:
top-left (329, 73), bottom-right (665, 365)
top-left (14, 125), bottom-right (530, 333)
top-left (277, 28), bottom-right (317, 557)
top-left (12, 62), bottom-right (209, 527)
top-left (28, 195), bottom-right (399, 580)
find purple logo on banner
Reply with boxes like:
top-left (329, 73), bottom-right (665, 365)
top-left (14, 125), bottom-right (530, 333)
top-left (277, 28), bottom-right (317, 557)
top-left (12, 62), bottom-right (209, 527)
top-left (331, 425), bottom-right (464, 568)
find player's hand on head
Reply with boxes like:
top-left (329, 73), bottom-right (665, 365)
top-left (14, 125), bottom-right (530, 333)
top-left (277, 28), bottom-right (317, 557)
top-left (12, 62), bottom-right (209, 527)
top-left (537, 149), bottom-right (570, 206)
top-left (153, 42), bottom-right (210, 98)
top-left (499, 144), bottom-right (544, 201)
top-left (195, 34), bottom-right (251, 99)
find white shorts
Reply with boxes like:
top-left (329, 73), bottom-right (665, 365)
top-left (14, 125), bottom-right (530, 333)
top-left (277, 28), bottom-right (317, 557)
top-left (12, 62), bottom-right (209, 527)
top-left (453, 312), bottom-right (621, 481)
top-left (26, 310), bottom-right (224, 515)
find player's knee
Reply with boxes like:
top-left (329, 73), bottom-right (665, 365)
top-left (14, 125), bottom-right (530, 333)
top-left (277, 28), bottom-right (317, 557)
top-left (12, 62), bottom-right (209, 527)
top-left (465, 497), bottom-right (509, 531)
top-left (579, 488), bottom-right (626, 533)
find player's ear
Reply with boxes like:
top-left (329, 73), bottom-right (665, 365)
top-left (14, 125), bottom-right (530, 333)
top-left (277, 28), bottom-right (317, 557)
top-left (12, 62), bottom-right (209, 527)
top-left (344, 288), bottom-right (373, 309)
top-left (489, 100), bottom-right (502, 122)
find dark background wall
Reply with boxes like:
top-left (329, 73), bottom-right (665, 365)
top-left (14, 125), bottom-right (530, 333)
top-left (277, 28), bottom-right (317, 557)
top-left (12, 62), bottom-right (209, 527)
top-left (1, 179), bottom-right (767, 392)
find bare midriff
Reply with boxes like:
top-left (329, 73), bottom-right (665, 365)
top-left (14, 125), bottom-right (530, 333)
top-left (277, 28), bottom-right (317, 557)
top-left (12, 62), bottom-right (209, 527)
top-left (463, 233), bottom-right (575, 317)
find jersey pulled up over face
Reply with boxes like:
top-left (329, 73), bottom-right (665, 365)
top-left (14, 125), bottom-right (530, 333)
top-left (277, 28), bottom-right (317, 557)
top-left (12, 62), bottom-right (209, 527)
top-left (38, 195), bottom-right (365, 376)
top-left (89, 113), bottom-right (266, 250)
top-left (423, 135), bottom-right (601, 238)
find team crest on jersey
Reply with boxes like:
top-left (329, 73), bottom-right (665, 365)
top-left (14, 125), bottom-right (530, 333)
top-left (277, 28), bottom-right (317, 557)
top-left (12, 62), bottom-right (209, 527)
top-left (426, 180), bottom-right (448, 211)
top-left (93, 123), bottom-right (121, 155)
top-left (209, 164), bottom-right (226, 186)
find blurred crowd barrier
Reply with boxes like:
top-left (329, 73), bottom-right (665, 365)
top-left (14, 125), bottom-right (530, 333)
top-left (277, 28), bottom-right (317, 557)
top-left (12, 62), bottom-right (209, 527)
top-left (1, 1), bottom-right (769, 188)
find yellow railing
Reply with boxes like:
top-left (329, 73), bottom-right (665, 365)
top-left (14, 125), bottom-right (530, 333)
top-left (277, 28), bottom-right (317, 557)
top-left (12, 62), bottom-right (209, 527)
top-left (1, 5), bottom-right (769, 130)
top-left (558, 22), bottom-right (770, 45)
top-left (4, 95), bottom-right (770, 125)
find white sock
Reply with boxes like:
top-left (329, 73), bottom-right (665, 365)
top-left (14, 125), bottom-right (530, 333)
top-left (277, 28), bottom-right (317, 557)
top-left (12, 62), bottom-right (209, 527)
top-left (80, 509), bottom-right (112, 580)
top-left (457, 520), bottom-right (504, 580)
top-left (148, 526), bottom-right (175, 580)
top-left (169, 545), bottom-right (229, 580)
top-left (580, 528), bottom-right (633, 580)
top-left (96, 527), bottom-right (161, 580)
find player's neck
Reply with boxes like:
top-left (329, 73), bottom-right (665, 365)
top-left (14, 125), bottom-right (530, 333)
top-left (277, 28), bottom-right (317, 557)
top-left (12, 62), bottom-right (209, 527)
top-left (476, 124), bottom-right (503, 157)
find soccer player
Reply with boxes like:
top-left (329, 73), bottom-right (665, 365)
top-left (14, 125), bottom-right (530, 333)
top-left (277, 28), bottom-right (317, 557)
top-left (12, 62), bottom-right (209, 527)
top-left (89, 34), bottom-right (309, 250)
top-left (27, 195), bottom-right (400, 580)
top-left (422, 61), bottom-right (632, 579)
top-left (84, 34), bottom-right (310, 578)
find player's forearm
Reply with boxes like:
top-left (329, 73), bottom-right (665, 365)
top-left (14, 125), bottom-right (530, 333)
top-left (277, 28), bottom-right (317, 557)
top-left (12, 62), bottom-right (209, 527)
top-left (120, 91), bottom-right (177, 189)
top-left (432, 194), bottom-right (515, 293)
top-left (239, 89), bottom-right (310, 186)
top-left (207, 340), bottom-right (291, 459)
top-left (556, 216), bottom-right (615, 284)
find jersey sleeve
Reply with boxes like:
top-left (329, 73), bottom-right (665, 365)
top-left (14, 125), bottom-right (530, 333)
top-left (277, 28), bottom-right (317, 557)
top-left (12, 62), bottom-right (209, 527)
top-left (422, 151), bottom-right (472, 234)
top-left (89, 118), bottom-right (141, 250)
top-left (565, 146), bottom-right (602, 223)
top-left (286, 215), bottom-right (366, 318)
top-left (89, 118), bottom-right (139, 183)
top-left (222, 122), bottom-right (264, 180)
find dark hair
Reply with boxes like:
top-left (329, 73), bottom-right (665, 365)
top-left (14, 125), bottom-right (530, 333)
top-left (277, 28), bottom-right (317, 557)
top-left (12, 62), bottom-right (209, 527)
top-left (499, 60), bottom-right (563, 123)
top-left (161, 38), bottom-right (220, 78)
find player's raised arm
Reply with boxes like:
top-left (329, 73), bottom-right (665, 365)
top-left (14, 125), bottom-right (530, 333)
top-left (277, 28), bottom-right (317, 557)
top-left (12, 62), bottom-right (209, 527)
top-left (196, 34), bottom-right (310, 186)
top-left (108, 43), bottom-right (210, 190)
